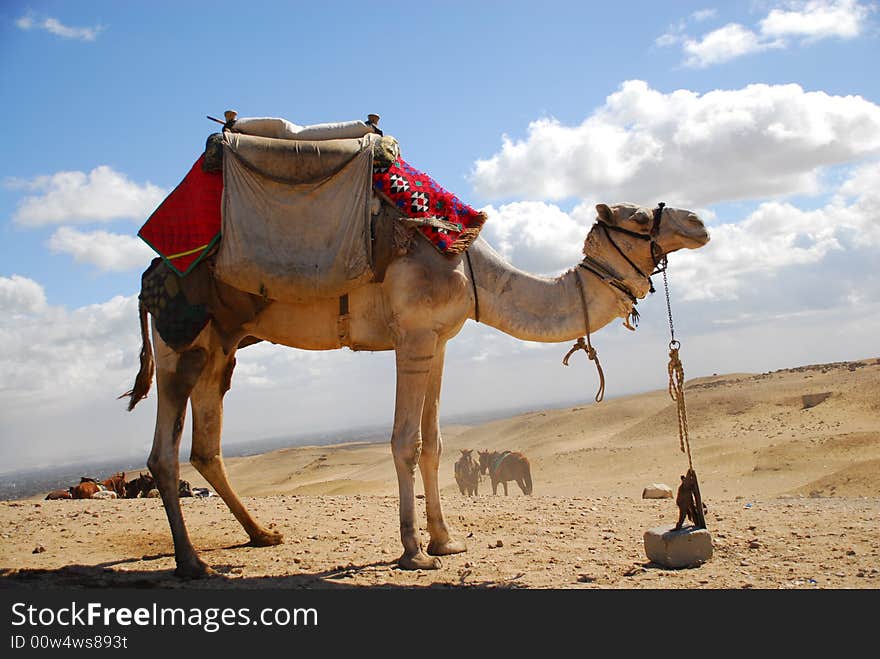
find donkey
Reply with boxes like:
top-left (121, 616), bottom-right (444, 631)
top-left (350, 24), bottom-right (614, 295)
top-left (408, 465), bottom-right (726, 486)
top-left (454, 449), bottom-right (480, 496)
top-left (477, 450), bottom-right (533, 496)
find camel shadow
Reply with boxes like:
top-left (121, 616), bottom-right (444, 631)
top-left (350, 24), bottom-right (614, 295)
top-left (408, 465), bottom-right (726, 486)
top-left (0, 563), bottom-right (482, 589)
top-left (0, 544), bottom-right (500, 589)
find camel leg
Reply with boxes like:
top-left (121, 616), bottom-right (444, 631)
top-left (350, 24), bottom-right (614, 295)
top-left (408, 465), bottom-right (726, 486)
top-left (503, 481), bottom-right (509, 496)
top-left (420, 343), bottom-right (466, 558)
top-left (188, 343), bottom-right (283, 548)
top-left (492, 479), bottom-right (498, 495)
top-left (392, 328), bottom-right (441, 570)
top-left (147, 341), bottom-right (209, 578)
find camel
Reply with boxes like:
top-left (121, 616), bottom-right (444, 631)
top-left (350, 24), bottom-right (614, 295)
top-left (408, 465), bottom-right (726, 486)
top-left (123, 199), bottom-right (709, 577)
top-left (125, 472), bottom-right (156, 498)
top-left (70, 473), bottom-right (127, 499)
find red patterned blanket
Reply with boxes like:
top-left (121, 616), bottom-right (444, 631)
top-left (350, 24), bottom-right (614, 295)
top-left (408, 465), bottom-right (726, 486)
top-left (138, 151), bottom-right (485, 276)
top-left (372, 158), bottom-right (486, 254)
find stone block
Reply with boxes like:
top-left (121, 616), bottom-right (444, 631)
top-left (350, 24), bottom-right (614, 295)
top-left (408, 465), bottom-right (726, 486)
top-left (642, 483), bottom-right (673, 499)
top-left (644, 525), bottom-right (713, 568)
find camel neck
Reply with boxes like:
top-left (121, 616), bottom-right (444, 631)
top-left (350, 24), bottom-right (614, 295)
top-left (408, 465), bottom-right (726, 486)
top-left (466, 239), bottom-right (627, 343)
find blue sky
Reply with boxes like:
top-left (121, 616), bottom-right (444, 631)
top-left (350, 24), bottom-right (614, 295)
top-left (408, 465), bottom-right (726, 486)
top-left (1, 1), bottom-right (878, 472)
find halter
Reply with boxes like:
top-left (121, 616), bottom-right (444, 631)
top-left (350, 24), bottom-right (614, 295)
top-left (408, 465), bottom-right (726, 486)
top-left (586, 202), bottom-right (667, 296)
top-left (564, 203), bottom-right (668, 402)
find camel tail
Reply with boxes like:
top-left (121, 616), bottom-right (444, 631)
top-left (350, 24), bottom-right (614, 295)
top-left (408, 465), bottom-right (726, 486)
top-left (119, 299), bottom-right (154, 411)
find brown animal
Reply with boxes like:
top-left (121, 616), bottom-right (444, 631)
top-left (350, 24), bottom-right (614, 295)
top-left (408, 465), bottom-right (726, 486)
top-left (122, 196), bottom-right (709, 577)
top-left (70, 473), bottom-right (127, 499)
top-left (454, 449), bottom-right (480, 496)
top-left (673, 469), bottom-right (706, 530)
top-left (44, 488), bottom-right (72, 500)
top-left (477, 450), bottom-right (532, 495)
top-left (125, 472), bottom-right (156, 498)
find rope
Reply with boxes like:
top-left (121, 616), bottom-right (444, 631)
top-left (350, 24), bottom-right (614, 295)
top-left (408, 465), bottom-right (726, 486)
top-left (663, 267), bottom-right (691, 468)
top-left (563, 269), bottom-right (605, 402)
top-left (667, 344), bottom-right (692, 468)
top-left (662, 262), bottom-right (707, 528)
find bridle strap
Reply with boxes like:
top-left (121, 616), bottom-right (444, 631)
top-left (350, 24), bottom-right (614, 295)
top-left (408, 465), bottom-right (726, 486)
top-left (563, 203), bottom-right (667, 399)
top-left (465, 249), bottom-right (480, 323)
top-left (592, 203), bottom-right (667, 294)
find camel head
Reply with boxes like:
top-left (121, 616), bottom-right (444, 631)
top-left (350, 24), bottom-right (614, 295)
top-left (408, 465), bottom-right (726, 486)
top-left (579, 203), bottom-right (709, 302)
top-left (592, 202), bottom-right (709, 258)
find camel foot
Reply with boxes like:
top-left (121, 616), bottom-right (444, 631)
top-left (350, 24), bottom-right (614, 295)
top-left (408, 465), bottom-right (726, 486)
top-left (398, 551), bottom-right (442, 570)
top-left (427, 538), bottom-right (467, 556)
top-left (248, 529), bottom-right (284, 547)
top-left (174, 558), bottom-right (214, 579)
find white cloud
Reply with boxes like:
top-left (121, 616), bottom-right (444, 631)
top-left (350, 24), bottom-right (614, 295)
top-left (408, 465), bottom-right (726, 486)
top-left (0, 275), bottom-right (48, 315)
top-left (760, 0), bottom-right (870, 40)
top-left (479, 202), bottom-right (586, 275)
top-left (48, 227), bottom-right (156, 272)
top-left (668, 160), bottom-right (880, 301)
top-left (659, 0), bottom-right (871, 68)
top-left (682, 23), bottom-right (780, 68)
top-left (9, 166), bottom-right (166, 227)
top-left (0, 292), bottom-right (140, 407)
top-left (471, 80), bottom-right (880, 207)
top-left (692, 9), bottom-right (718, 22)
top-left (15, 14), bottom-right (105, 41)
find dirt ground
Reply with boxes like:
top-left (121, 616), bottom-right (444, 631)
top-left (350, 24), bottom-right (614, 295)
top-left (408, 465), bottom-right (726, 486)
top-left (1, 493), bottom-right (878, 589)
top-left (1, 358), bottom-right (878, 589)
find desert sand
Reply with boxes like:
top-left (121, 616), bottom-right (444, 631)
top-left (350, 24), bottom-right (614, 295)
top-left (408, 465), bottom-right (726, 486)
top-left (1, 358), bottom-right (878, 589)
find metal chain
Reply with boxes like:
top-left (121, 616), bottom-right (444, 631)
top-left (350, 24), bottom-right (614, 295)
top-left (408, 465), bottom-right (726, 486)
top-left (661, 261), bottom-right (678, 349)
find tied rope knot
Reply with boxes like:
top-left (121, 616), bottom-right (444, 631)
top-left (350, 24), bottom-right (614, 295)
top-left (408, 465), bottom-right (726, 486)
top-left (563, 337), bottom-right (605, 402)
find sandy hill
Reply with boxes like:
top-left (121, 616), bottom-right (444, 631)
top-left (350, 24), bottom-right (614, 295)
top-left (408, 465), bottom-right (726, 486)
top-left (175, 357), bottom-right (880, 500)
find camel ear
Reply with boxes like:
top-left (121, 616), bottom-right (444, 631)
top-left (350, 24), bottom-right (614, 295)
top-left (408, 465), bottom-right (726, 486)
top-left (596, 204), bottom-right (614, 224)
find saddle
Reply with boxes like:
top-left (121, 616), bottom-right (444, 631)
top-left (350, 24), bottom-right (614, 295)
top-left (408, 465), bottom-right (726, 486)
top-left (491, 451), bottom-right (512, 476)
top-left (214, 131), bottom-right (382, 302)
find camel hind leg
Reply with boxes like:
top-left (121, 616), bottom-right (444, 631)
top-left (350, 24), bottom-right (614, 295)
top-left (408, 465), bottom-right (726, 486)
top-left (147, 335), bottom-right (209, 578)
top-left (188, 334), bottom-right (282, 548)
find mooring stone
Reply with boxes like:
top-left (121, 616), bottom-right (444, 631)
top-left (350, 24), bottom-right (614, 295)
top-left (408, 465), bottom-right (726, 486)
top-left (644, 525), bottom-right (713, 568)
top-left (642, 484), bottom-right (673, 499)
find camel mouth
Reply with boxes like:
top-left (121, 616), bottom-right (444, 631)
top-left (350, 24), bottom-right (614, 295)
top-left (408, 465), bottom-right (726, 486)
top-left (682, 215), bottom-right (710, 248)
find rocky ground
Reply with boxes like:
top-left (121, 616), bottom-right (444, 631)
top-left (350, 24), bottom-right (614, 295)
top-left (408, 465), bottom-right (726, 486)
top-left (1, 493), bottom-right (877, 589)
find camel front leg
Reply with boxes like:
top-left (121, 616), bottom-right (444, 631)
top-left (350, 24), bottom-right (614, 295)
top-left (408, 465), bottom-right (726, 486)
top-left (418, 342), bottom-right (466, 558)
top-left (189, 348), bottom-right (283, 548)
top-left (392, 328), bottom-right (441, 570)
top-left (148, 345), bottom-right (209, 578)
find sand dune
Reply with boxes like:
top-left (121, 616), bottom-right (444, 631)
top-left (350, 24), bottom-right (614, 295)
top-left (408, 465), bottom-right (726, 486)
top-left (175, 357), bottom-right (880, 500)
top-left (1, 357), bottom-right (878, 589)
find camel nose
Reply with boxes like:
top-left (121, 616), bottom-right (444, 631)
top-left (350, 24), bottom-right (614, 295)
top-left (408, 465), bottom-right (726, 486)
top-left (688, 214), bottom-right (710, 244)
